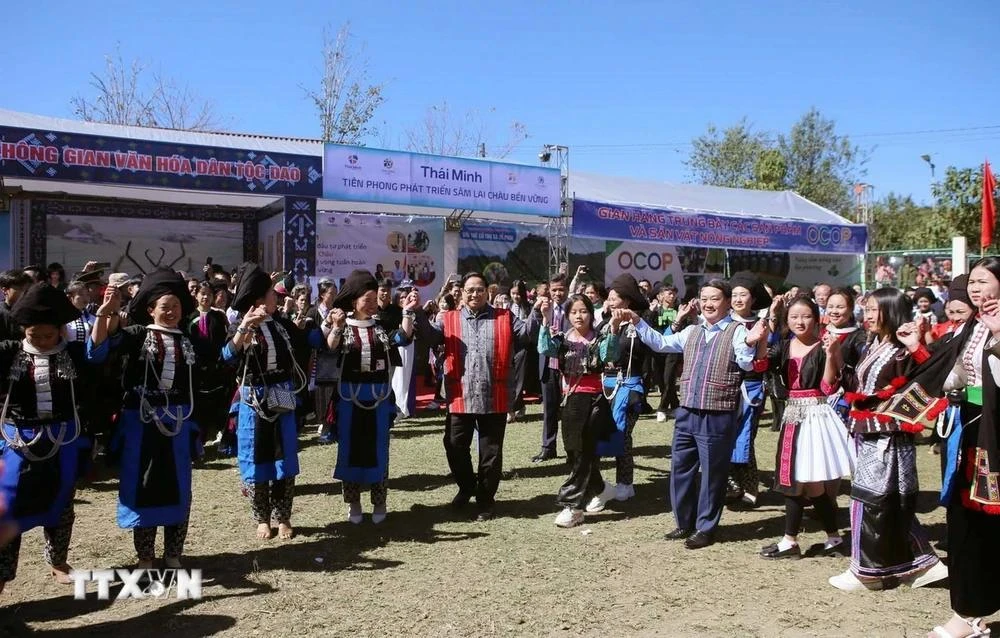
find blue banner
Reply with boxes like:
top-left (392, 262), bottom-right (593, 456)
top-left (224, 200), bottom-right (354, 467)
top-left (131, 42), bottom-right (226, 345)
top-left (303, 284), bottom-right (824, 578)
top-left (572, 199), bottom-right (867, 255)
top-left (0, 125), bottom-right (322, 197)
top-left (324, 144), bottom-right (562, 216)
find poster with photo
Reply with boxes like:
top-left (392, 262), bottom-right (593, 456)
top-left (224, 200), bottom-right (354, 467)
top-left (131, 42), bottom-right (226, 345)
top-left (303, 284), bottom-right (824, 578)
top-left (315, 212), bottom-right (444, 294)
top-left (604, 241), bottom-right (726, 299)
top-left (45, 214), bottom-right (243, 278)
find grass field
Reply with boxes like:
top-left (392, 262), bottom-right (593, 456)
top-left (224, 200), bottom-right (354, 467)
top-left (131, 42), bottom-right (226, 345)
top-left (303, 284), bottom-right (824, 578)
top-left (0, 400), bottom-right (965, 637)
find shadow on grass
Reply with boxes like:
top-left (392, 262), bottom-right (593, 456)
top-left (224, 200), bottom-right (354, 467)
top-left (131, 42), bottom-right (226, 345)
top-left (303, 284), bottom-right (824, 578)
top-left (0, 563), bottom-right (275, 635)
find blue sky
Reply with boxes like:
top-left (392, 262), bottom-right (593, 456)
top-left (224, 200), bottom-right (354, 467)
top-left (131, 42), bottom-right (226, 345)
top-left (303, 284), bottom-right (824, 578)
top-left (5, 1), bottom-right (996, 205)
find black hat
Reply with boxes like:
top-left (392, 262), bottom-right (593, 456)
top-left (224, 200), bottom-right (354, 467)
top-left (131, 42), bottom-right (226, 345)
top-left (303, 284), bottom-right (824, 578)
top-left (609, 273), bottom-right (648, 311)
top-left (71, 269), bottom-right (104, 285)
top-left (231, 263), bottom-right (272, 313)
top-left (331, 270), bottom-right (378, 311)
top-left (913, 287), bottom-right (936, 304)
top-left (127, 268), bottom-right (196, 326)
top-left (10, 283), bottom-right (81, 327)
top-left (948, 275), bottom-right (972, 308)
top-left (729, 271), bottom-right (773, 311)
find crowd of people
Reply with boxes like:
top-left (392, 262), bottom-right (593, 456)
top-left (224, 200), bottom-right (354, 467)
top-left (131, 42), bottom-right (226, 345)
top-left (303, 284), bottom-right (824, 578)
top-left (0, 257), bottom-right (997, 637)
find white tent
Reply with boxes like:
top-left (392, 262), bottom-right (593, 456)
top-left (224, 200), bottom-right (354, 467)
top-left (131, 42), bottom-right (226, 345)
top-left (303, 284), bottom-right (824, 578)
top-left (570, 172), bottom-right (857, 225)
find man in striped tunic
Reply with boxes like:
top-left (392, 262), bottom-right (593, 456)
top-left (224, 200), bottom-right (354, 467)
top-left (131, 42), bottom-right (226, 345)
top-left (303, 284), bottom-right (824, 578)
top-left (416, 272), bottom-right (538, 521)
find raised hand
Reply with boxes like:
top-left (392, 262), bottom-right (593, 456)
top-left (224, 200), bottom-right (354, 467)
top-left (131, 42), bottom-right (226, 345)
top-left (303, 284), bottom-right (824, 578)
top-left (896, 321), bottom-right (922, 350)
top-left (822, 332), bottom-right (842, 355)
top-left (745, 318), bottom-right (768, 345)
top-left (980, 295), bottom-right (1000, 338)
top-left (328, 308), bottom-right (347, 329)
top-left (402, 291), bottom-right (420, 312)
top-left (98, 287), bottom-right (121, 316)
top-left (538, 297), bottom-right (552, 325)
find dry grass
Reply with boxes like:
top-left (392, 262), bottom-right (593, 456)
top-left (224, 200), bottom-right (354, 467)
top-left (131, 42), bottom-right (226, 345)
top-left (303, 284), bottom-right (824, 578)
top-left (0, 401), bottom-right (967, 637)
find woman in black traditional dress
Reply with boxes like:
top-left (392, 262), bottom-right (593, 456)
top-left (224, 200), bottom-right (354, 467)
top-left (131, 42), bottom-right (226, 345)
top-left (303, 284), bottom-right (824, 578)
top-left (829, 287), bottom-right (945, 592)
top-left (326, 270), bottom-right (416, 524)
top-left (222, 264), bottom-right (324, 540)
top-left (90, 268), bottom-right (201, 569)
top-left (0, 283), bottom-right (92, 593)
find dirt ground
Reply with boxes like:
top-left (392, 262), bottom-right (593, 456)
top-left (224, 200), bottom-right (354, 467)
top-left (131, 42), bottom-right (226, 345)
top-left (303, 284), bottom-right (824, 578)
top-left (0, 400), bottom-right (970, 637)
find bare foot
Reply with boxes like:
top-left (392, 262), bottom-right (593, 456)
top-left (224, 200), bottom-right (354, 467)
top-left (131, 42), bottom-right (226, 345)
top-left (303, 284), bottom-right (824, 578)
top-left (50, 563), bottom-right (74, 584)
top-left (277, 522), bottom-right (294, 540)
top-left (164, 557), bottom-right (182, 569)
top-left (256, 523), bottom-right (274, 540)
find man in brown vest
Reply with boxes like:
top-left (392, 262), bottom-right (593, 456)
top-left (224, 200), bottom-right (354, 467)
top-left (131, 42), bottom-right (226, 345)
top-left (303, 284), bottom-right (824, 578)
top-left (613, 279), bottom-right (767, 548)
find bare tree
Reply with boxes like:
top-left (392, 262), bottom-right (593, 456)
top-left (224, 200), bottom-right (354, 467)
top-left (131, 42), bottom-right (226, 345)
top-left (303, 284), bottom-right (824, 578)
top-left (71, 45), bottom-right (222, 131)
top-left (302, 23), bottom-right (386, 144)
top-left (404, 101), bottom-right (528, 159)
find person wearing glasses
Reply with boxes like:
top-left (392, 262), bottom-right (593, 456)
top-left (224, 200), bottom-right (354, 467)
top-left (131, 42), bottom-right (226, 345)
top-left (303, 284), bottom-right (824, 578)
top-left (415, 272), bottom-right (539, 521)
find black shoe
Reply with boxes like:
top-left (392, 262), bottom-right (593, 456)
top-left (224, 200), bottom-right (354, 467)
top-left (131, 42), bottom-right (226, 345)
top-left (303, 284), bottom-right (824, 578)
top-left (822, 541), bottom-right (847, 557)
top-left (531, 451), bottom-right (556, 463)
top-left (663, 528), bottom-right (693, 541)
top-left (474, 509), bottom-right (495, 522)
top-left (684, 531), bottom-right (714, 550)
top-left (451, 491), bottom-right (472, 509)
top-left (760, 543), bottom-right (801, 560)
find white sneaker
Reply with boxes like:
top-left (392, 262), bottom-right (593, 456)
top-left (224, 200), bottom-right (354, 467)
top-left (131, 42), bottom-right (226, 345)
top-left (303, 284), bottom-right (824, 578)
top-left (909, 561), bottom-right (948, 588)
top-left (614, 483), bottom-right (635, 502)
top-left (372, 505), bottom-right (387, 525)
top-left (655, 411), bottom-right (667, 423)
top-left (828, 569), bottom-right (883, 591)
top-left (347, 503), bottom-right (363, 525)
top-left (554, 507), bottom-right (584, 528)
top-left (585, 481), bottom-right (617, 513)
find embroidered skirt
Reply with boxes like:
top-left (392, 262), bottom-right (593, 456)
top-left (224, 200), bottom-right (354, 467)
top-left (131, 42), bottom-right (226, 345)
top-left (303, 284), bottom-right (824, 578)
top-left (774, 394), bottom-right (854, 494)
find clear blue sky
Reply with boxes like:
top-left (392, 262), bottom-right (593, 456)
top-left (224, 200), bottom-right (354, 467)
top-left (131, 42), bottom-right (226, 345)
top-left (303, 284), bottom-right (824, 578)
top-left (5, 1), bottom-right (996, 205)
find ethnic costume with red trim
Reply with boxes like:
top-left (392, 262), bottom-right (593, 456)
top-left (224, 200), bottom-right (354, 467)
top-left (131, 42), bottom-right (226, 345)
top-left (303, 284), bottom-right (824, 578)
top-left (764, 341), bottom-right (853, 495)
top-left (538, 324), bottom-right (618, 511)
top-left (841, 338), bottom-right (939, 583)
top-left (0, 284), bottom-right (91, 583)
top-left (918, 316), bottom-right (1000, 618)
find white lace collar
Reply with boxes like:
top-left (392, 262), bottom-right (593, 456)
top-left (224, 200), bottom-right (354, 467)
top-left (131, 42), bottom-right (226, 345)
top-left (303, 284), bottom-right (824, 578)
top-left (22, 339), bottom-right (68, 356)
top-left (146, 324), bottom-right (183, 335)
top-left (826, 325), bottom-right (859, 335)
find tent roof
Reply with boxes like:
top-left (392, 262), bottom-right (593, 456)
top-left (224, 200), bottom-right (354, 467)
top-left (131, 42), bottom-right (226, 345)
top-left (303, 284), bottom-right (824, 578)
top-left (0, 108), bottom-right (323, 156)
top-left (569, 171), bottom-right (856, 226)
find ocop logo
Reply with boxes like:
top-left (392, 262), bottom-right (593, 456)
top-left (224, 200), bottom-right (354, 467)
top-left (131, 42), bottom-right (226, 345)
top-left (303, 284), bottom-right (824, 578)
top-left (617, 251), bottom-right (674, 270)
top-left (807, 226), bottom-right (853, 247)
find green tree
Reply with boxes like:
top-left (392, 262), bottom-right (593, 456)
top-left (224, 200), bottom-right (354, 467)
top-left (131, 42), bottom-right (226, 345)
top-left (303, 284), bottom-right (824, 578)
top-left (686, 109), bottom-right (867, 217)
top-left (869, 193), bottom-right (941, 250)
top-left (685, 119), bottom-right (771, 188)
top-left (777, 108), bottom-right (867, 216)
top-left (931, 166), bottom-right (990, 248)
